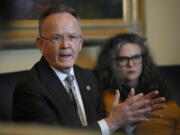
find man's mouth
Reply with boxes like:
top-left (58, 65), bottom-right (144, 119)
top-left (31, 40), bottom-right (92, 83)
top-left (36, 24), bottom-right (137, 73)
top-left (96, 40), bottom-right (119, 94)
top-left (59, 54), bottom-right (72, 59)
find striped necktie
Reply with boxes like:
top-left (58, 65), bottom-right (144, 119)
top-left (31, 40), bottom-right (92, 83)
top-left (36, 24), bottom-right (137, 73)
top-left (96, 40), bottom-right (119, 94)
top-left (66, 74), bottom-right (87, 126)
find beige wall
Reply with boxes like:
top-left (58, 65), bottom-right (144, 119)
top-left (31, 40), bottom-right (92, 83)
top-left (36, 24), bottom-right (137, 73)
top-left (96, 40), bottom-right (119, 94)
top-left (0, 49), bottom-right (41, 73)
top-left (0, 0), bottom-right (180, 73)
top-left (145, 0), bottom-right (180, 65)
top-left (0, 47), bottom-right (100, 73)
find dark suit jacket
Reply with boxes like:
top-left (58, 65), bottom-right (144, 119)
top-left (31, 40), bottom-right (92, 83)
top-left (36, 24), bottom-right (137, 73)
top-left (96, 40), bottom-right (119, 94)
top-left (12, 57), bottom-right (106, 130)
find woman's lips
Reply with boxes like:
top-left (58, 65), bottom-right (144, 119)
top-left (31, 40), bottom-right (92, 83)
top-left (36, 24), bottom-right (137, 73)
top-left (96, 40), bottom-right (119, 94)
top-left (127, 70), bottom-right (136, 74)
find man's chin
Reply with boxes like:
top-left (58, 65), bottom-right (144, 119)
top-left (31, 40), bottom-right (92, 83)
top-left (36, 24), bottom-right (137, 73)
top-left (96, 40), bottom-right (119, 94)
top-left (52, 64), bottom-right (73, 73)
top-left (57, 61), bottom-right (74, 68)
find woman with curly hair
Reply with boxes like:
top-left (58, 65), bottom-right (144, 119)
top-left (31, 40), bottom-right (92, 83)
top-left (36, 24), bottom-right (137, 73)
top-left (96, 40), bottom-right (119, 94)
top-left (94, 33), bottom-right (180, 135)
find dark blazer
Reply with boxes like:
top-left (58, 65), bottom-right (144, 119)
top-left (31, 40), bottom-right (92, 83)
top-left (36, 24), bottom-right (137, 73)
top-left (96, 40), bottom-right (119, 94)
top-left (12, 57), bottom-right (106, 130)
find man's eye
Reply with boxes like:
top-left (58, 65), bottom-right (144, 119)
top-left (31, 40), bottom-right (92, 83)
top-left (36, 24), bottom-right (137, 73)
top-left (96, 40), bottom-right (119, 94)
top-left (52, 35), bottom-right (61, 40)
top-left (68, 35), bottom-right (77, 40)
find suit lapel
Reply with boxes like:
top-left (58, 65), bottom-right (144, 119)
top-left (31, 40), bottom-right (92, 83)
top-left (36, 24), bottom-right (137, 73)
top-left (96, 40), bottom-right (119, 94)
top-left (37, 58), bottom-right (81, 126)
top-left (74, 66), bottom-right (96, 124)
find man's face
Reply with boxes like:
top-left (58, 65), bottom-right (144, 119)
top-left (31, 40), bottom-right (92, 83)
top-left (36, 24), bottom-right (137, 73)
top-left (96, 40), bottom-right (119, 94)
top-left (36, 13), bottom-right (83, 73)
top-left (117, 43), bottom-right (142, 81)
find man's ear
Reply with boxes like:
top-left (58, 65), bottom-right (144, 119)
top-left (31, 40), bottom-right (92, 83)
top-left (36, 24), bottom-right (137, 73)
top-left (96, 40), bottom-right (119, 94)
top-left (36, 37), bottom-right (44, 53)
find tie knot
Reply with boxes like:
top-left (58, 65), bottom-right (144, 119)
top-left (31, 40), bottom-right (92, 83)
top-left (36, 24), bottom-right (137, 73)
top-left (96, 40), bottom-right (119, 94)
top-left (66, 74), bottom-right (74, 85)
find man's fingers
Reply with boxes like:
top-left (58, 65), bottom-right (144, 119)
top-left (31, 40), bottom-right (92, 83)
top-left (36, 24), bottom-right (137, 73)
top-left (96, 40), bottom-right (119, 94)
top-left (147, 112), bottom-right (163, 118)
top-left (151, 104), bottom-right (166, 112)
top-left (150, 97), bottom-right (166, 105)
top-left (112, 89), bottom-right (120, 106)
top-left (126, 93), bottom-right (144, 105)
top-left (130, 100), bottom-right (150, 110)
top-left (143, 90), bottom-right (159, 99)
top-left (127, 88), bottom-right (135, 98)
top-left (131, 117), bottom-right (149, 123)
top-left (130, 106), bottom-right (152, 117)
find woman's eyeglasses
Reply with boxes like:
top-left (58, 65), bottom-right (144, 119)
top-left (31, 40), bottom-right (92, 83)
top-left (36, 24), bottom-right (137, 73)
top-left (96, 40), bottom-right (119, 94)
top-left (115, 54), bottom-right (142, 66)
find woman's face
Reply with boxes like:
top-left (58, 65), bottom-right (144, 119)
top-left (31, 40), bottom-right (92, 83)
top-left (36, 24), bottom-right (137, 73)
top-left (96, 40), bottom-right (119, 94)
top-left (116, 43), bottom-right (142, 81)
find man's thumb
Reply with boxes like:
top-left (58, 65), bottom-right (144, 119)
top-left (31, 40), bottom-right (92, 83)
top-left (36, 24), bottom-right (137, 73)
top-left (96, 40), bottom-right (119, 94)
top-left (112, 89), bottom-right (120, 106)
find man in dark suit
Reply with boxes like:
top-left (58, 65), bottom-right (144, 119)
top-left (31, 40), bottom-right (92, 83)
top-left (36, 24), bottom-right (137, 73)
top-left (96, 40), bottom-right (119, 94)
top-left (12, 5), bottom-right (165, 135)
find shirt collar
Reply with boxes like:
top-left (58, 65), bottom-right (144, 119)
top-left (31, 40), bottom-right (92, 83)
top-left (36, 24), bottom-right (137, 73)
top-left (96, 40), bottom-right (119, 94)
top-left (50, 66), bottom-right (75, 82)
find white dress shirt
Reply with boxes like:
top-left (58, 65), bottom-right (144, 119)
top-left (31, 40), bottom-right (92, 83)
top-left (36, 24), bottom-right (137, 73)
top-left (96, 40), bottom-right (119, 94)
top-left (50, 66), bottom-right (110, 135)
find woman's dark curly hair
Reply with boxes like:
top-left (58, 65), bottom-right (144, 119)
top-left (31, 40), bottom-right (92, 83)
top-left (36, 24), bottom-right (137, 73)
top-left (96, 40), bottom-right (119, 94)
top-left (94, 33), bottom-right (172, 101)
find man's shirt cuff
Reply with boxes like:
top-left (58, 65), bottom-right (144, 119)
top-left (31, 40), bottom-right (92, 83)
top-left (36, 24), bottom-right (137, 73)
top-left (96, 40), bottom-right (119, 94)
top-left (98, 119), bottom-right (110, 135)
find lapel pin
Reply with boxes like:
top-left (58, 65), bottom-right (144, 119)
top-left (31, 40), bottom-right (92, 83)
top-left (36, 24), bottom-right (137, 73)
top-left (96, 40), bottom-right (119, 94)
top-left (86, 85), bottom-right (91, 91)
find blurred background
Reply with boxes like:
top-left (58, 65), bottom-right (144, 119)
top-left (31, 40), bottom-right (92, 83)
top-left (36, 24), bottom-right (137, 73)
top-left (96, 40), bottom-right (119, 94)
top-left (0, 0), bottom-right (179, 133)
top-left (0, 0), bottom-right (179, 73)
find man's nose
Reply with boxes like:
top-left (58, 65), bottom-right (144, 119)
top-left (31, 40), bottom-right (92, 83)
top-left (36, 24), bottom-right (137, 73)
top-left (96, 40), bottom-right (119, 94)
top-left (60, 37), bottom-right (70, 48)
